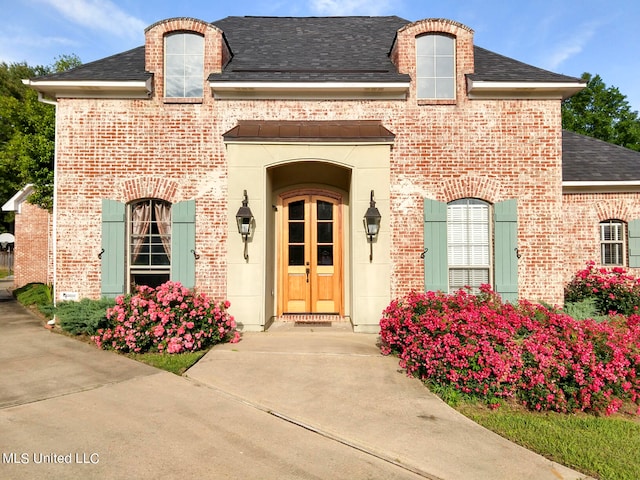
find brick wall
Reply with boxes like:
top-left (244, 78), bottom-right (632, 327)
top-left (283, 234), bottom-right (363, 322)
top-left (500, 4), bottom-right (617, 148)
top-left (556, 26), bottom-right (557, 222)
top-left (13, 202), bottom-right (52, 289)
top-left (562, 192), bottom-right (640, 283)
top-left (52, 18), bottom-right (567, 305)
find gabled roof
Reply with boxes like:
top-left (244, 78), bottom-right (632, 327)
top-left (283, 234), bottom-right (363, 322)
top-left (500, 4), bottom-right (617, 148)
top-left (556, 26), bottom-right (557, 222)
top-left (29, 16), bottom-right (580, 86)
top-left (563, 130), bottom-right (640, 185)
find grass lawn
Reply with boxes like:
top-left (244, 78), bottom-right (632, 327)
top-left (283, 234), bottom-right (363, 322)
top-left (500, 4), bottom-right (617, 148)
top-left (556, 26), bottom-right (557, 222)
top-left (126, 350), bottom-right (209, 375)
top-left (0, 268), bottom-right (10, 279)
top-left (457, 402), bottom-right (640, 480)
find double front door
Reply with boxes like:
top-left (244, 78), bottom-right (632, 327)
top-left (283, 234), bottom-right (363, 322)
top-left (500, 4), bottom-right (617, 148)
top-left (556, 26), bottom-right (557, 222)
top-left (280, 191), bottom-right (342, 314)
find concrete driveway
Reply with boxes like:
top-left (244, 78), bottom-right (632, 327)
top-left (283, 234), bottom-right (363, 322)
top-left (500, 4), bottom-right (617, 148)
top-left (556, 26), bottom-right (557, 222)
top-left (0, 278), bottom-right (591, 479)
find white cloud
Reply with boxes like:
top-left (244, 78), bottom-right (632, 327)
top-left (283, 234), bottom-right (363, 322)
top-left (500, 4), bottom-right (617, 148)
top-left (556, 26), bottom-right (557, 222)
top-left (543, 21), bottom-right (600, 71)
top-left (309, 0), bottom-right (395, 16)
top-left (39, 0), bottom-right (146, 39)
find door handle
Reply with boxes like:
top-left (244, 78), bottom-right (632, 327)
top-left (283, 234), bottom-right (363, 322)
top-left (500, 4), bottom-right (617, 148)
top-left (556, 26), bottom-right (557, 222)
top-left (306, 267), bottom-right (310, 283)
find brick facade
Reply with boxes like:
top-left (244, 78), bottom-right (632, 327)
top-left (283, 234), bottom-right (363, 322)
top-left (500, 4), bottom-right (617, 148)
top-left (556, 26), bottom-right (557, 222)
top-left (51, 16), bottom-right (566, 305)
top-left (13, 202), bottom-right (52, 288)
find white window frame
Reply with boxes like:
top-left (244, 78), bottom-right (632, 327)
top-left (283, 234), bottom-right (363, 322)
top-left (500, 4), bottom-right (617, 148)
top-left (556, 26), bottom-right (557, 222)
top-left (127, 199), bottom-right (172, 291)
top-left (164, 32), bottom-right (204, 98)
top-left (447, 198), bottom-right (492, 293)
top-left (416, 33), bottom-right (456, 100)
top-left (600, 219), bottom-right (626, 266)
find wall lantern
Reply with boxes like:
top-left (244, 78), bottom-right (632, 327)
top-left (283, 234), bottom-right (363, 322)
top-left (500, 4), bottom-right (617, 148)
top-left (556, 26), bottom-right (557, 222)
top-left (363, 190), bottom-right (382, 262)
top-left (236, 189), bottom-right (254, 260)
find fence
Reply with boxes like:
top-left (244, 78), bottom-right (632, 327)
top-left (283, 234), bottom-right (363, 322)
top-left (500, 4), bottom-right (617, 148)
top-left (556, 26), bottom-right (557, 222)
top-left (0, 249), bottom-right (14, 273)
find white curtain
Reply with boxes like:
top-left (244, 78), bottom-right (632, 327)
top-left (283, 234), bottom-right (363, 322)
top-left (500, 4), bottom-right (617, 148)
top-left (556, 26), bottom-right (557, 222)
top-left (131, 202), bottom-right (151, 264)
top-left (155, 202), bottom-right (172, 261)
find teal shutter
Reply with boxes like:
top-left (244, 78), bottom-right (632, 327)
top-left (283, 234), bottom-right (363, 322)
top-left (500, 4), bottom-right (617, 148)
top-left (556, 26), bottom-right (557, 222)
top-left (101, 199), bottom-right (126, 298)
top-left (494, 199), bottom-right (518, 303)
top-left (629, 220), bottom-right (640, 267)
top-left (171, 200), bottom-right (196, 288)
top-left (424, 198), bottom-right (448, 292)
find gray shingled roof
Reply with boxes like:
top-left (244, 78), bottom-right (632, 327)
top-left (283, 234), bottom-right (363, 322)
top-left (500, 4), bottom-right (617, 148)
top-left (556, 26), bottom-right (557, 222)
top-left (209, 16), bottom-right (409, 83)
top-left (471, 46), bottom-right (580, 83)
top-left (563, 130), bottom-right (640, 182)
top-left (31, 16), bottom-right (580, 84)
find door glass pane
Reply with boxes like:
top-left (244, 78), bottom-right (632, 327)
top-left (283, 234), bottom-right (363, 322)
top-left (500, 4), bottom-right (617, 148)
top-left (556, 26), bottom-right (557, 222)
top-left (317, 246), bottom-right (333, 266)
top-left (289, 200), bottom-right (305, 220)
top-left (289, 245), bottom-right (305, 266)
top-left (317, 201), bottom-right (333, 220)
top-left (289, 222), bottom-right (304, 243)
top-left (317, 222), bottom-right (333, 244)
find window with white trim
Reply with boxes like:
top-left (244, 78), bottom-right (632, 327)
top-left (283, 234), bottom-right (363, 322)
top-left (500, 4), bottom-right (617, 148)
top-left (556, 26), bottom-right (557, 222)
top-left (165, 32), bottom-right (204, 98)
top-left (600, 219), bottom-right (625, 266)
top-left (128, 199), bottom-right (172, 289)
top-left (416, 34), bottom-right (455, 99)
top-left (447, 198), bottom-right (491, 293)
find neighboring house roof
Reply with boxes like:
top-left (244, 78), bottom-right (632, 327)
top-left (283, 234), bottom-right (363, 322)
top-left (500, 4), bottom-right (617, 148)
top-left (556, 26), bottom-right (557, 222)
top-left (29, 16), bottom-right (580, 85)
top-left (562, 130), bottom-right (640, 184)
top-left (2, 184), bottom-right (34, 214)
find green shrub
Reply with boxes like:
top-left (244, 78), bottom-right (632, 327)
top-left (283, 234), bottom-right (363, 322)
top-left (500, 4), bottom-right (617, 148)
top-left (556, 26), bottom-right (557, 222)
top-left (563, 297), bottom-right (600, 321)
top-left (57, 298), bottom-right (115, 335)
top-left (565, 261), bottom-right (640, 316)
top-left (13, 282), bottom-right (52, 306)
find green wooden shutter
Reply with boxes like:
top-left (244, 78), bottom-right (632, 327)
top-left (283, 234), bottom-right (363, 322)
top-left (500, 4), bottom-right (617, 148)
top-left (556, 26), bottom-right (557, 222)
top-left (101, 199), bottom-right (125, 298)
top-left (494, 199), bottom-right (518, 303)
top-left (171, 200), bottom-right (196, 289)
top-left (629, 220), bottom-right (640, 268)
top-left (424, 198), bottom-right (448, 292)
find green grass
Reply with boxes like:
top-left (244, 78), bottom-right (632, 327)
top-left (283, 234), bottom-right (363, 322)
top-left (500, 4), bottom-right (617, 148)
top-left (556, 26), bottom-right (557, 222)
top-left (0, 268), bottom-right (9, 279)
top-left (457, 403), bottom-right (640, 480)
top-left (126, 350), bottom-right (209, 375)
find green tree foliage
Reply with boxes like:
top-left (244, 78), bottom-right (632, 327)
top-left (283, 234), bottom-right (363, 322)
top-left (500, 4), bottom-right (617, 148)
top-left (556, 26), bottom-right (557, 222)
top-left (0, 54), bottom-right (81, 231)
top-left (562, 72), bottom-right (640, 152)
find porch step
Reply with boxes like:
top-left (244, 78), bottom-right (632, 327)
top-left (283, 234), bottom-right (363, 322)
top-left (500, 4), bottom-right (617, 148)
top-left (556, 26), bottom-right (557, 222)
top-left (278, 314), bottom-right (346, 325)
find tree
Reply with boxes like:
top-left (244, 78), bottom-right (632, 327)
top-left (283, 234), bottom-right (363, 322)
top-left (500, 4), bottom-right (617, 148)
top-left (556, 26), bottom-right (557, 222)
top-left (562, 72), bottom-right (640, 151)
top-left (0, 54), bottom-right (81, 231)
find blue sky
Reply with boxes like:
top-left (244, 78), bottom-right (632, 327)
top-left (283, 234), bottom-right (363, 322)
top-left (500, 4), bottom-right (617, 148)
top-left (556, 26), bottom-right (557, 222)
top-left (2, 0), bottom-right (639, 111)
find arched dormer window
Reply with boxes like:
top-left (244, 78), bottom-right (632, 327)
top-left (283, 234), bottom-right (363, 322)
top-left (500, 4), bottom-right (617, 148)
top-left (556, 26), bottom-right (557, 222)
top-left (165, 32), bottom-right (204, 98)
top-left (416, 34), bottom-right (455, 100)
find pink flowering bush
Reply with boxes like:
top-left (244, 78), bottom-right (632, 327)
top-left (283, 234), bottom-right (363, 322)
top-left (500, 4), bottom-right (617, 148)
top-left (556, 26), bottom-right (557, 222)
top-left (92, 281), bottom-right (240, 354)
top-left (380, 285), bottom-right (640, 415)
top-left (565, 261), bottom-right (640, 316)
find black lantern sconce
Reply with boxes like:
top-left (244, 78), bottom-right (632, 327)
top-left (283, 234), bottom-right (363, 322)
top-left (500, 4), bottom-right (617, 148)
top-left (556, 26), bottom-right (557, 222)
top-left (235, 189), bottom-right (254, 260)
top-left (363, 190), bottom-right (382, 262)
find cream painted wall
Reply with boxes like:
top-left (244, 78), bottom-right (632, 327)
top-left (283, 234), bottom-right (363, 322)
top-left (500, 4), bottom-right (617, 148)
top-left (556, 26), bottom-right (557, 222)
top-left (226, 142), bottom-right (391, 332)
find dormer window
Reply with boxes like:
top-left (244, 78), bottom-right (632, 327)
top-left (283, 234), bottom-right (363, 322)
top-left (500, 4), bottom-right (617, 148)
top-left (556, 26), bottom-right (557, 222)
top-left (165, 32), bottom-right (204, 98)
top-left (416, 34), bottom-right (455, 100)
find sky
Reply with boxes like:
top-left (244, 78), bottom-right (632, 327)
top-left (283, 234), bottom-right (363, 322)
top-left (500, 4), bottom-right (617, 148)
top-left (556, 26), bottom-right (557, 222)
top-left (2, 0), bottom-right (639, 112)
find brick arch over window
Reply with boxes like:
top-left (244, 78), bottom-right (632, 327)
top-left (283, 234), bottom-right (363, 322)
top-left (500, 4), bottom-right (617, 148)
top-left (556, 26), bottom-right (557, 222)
top-left (595, 199), bottom-right (633, 223)
top-left (121, 177), bottom-right (180, 204)
top-left (440, 175), bottom-right (503, 204)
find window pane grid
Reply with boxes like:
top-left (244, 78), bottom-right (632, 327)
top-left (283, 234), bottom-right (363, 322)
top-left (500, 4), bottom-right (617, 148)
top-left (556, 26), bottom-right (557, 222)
top-left (447, 199), bottom-right (490, 293)
top-left (600, 220), bottom-right (625, 265)
top-left (165, 33), bottom-right (204, 98)
top-left (416, 34), bottom-right (455, 100)
top-left (128, 199), bottom-right (171, 289)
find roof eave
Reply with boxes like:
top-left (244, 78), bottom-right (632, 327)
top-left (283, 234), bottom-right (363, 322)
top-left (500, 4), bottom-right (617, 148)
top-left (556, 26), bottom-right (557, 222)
top-left (467, 80), bottom-right (586, 100)
top-left (209, 81), bottom-right (410, 100)
top-left (22, 78), bottom-right (153, 100)
top-left (563, 181), bottom-right (640, 193)
top-left (2, 184), bottom-right (34, 213)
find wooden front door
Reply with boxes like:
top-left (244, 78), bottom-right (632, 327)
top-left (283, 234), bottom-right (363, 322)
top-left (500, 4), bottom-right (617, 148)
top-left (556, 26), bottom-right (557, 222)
top-left (280, 192), bottom-right (342, 314)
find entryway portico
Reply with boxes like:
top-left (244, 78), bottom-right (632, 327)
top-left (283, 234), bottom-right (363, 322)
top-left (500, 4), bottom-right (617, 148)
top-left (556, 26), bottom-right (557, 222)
top-left (224, 120), bottom-right (393, 332)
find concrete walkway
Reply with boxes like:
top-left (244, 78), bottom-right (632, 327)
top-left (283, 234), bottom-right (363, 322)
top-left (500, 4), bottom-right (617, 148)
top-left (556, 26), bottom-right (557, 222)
top-left (0, 277), bottom-right (591, 479)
